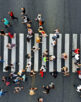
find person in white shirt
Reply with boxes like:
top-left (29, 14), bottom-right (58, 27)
top-left (40, 65), bottom-right (46, 72)
top-left (76, 85), bottom-right (81, 92)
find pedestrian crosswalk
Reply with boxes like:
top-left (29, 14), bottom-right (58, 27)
top-left (0, 33), bottom-right (81, 73)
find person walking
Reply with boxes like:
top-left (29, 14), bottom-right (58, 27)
top-left (6, 43), bottom-right (16, 49)
top-left (1, 18), bottom-right (11, 28)
top-left (8, 11), bottom-right (18, 20)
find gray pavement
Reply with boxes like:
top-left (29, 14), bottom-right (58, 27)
top-left (0, 0), bottom-right (81, 102)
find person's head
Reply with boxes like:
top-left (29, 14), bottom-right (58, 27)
top-left (21, 8), bottom-right (25, 10)
top-left (38, 14), bottom-right (41, 18)
top-left (21, 87), bottom-right (24, 89)
top-left (64, 55), bottom-right (67, 59)
top-left (38, 98), bottom-right (43, 102)
top-left (8, 12), bottom-right (10, 15)
top-left (46, 86), bottom-right (49, 88)
top-left (39, 26), bottom-right (43, 30)
top-left (1, 19), bottom-right (4, 22)
top-left (27, 23), bottom-right (31, 28)
top-left (15, 89), bottom-right (19, 93)
top-left (54, 29), bottom-right (60, 33)
top-left (6, 44), bottom-right (10, 48)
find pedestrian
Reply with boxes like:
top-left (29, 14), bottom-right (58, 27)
top-left (31, 46), bottom-right (40, 52)
top-left (25, 61), bottom-right (31, 70)
top-left (72, 48), bottom-right (80, 54)
top-left (29, 88), bottom-right (37, 95)
top-left (38, 98), bottom-right (43, 102)
top-left (52, 29), bottom-right (60, 40)
top-left (14, 86), bottom-right (24, 93)
top-left (38, 26), bottom-right (47, 37)
top-left (1, 18), bottom-right (11, 28)
top-left (6, 32), bottom-right (16, 39)
top-left (21, 8), bottom-right (25, 15)
top-left (61, 66), bottom-right (69, 76)
top-left (54, 29), bottom-right (60, 35)
top-left (61, 53), bottom-right (68, 60)
top-left (76, 68), bottom-right (81, 79)
top-left (28, 28), bottom-right (33, 35)
top-left (40, 69), bottom-right (44, 78)
top-left (25, 53), bottom-right (31, 59)
top-left (35, 14), bottom-right (44, 27)
top-left (22, 15), bottom-right (30, 24)
top-left (0, 30), bottom-right (5, 36)
top-left (40, 65), bottom-right (46, 72)
top-left (76, 85), bottom-right (81, 92)
top-left (8, 11), bottom-right (18, 20)
top-left (49, 82), bottom-right (55, 89)
top-left (43, 49), bottom-right (48, 57)
top-left (5, 65), bottom-right (11, 72)
top-left (0, 89), bottom-right (7, 97)
top-left (36, 36), bottom-right (41, 43)
top-left (51, 70), bottom-right (58, 78)
top-left (22, 74), bottom-right (26, 82)
top-left (30, 70), bottom-right (36, 77)
top-left (43, 56), bottom-right (48, 62)
top-left (72, 54), bottom-right (80, 64)
top-left (51, 40), bottom-right (57, 46)
top-left (2, 76), bottom-right (6, 82)
top-left (0, 56), bottom-right (4, 63)
top-left (49, 55), bottom-right (56, 61)
top-left (6, 43), bottom-right (16, 49)
top-left (42, 85), bottom-right (50, 94)
top-left (26, 34), bottom-right (32, 42)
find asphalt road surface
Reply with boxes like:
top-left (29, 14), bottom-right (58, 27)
top-left (0, 0), bottom-right (81, 102)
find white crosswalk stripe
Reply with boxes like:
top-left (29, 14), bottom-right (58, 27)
top-left (11, 34), bottom-right (16, 73)
top-left (65, 34), bottom-right (70, 72)
top-left (57, 34), bottom-right (62, 72)
top-left (3, 35), bottom-right (8, 72)
top-left (2, 33), bottom-right (80, 73)
top-left (72, 34), bottom-right (78, 72)
top-left (49, 34), bottom-right (54, 72)
top-left (19, 34), bottom-right (24, 72)
top-left (42, 36), bottom-right (47, 72)
top-left (26, 38), bottom-right (31, 72)
top-left (34, 34), bottom-right (39, 72)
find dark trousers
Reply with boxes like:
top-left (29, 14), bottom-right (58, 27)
top-left (11, 16), bottom-right (18, 20)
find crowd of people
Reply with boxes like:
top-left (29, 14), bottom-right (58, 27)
top-left (0, 7), bottom-right (81, 101)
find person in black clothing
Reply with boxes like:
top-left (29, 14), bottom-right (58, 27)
top-left (5, 65), bottom-right (11, 72)
top-left (5, 64), bottom-right (14, 72)
top-left (51, 70), bottom-right (58, 78)
top-left (38, 98), bottom-right (43, 102)
top-left (0, 30), bottom-right (5, 36)
top-left (21, 8), bottom-right (25, 15)
top-left (8, 11), bottom-right (18, 21)
top-left (42, 85), bottom-right (50, 94)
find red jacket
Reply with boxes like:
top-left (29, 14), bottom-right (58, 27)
top-left (77, 70), bottom-right (81, 75)
top-left (8, 32), bottom-right (14, 39)
top-left (40, 70), bottom-right (44, 77)
top-left (10, 12), bottom-right (13, 17)
top-left (74, 49), bottom-right (80, 54)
